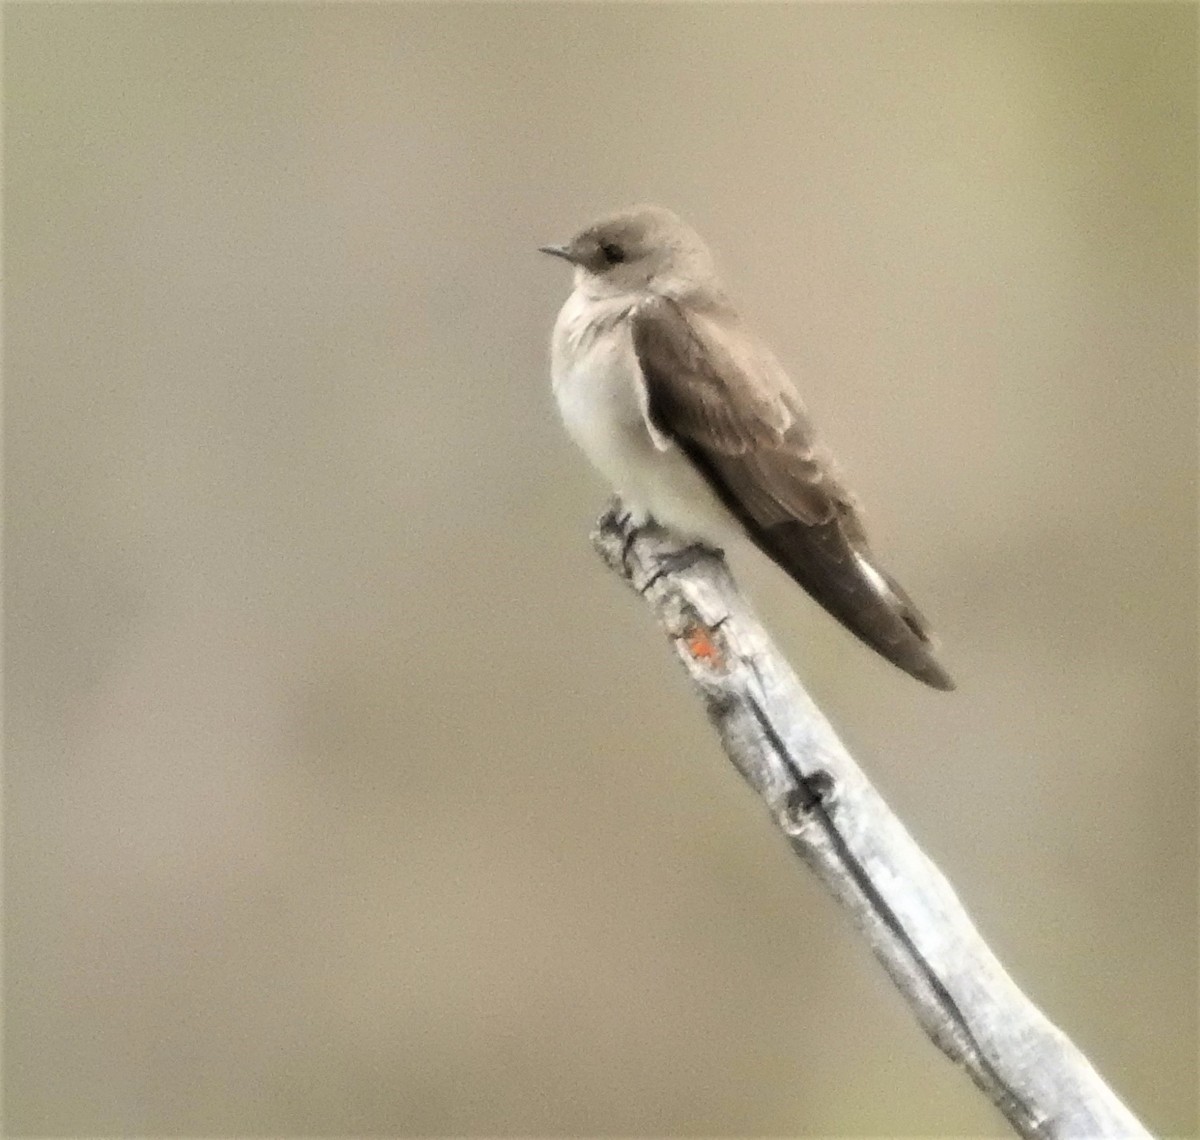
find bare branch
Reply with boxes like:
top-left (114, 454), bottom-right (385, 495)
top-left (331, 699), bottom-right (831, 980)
top-left (591, 500), bottom-right (1149, 1140)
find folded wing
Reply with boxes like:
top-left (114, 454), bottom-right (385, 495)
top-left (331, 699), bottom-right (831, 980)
top-left (630, 293), bottom-right (954, 691)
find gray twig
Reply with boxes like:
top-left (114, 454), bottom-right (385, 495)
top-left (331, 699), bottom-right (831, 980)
top-left (591, 500), bottom-right (1149, 1140)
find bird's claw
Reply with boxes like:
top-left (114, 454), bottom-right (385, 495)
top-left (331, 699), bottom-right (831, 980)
top-left (639, 542), bottom-right (723, 592)
top-left (619, 515), bottom-right (645, 577)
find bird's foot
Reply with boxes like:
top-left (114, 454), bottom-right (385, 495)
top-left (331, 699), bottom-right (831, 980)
top-left (619, 513), bottom-right (648, 576)
top-left (640, 541), bottom-right (724, 592)
top-left (597, 499), bottom-right (723, 585)
top-left (600, 501), bottom-right (655, 577)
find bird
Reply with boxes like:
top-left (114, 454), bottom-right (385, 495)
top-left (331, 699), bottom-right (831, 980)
top-left (540, 204), bottom-right (954, 691)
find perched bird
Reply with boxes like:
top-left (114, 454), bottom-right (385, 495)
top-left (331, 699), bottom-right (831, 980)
top-left (540, 205), bottom-right (954, 691)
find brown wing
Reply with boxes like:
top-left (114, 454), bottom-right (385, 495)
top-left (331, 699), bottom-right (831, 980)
top-left (631, 294), bottom-right (954, 691)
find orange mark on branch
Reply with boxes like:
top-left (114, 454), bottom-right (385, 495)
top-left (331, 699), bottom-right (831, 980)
top-left (684, 623), bottom-right (723, 667)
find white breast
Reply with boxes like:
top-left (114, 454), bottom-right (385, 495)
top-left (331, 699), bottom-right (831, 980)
top-left (550, 288), bottom-right (733, 546)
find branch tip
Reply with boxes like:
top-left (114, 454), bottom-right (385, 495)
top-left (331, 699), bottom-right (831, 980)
top-left (589, 501), bottom-right (1148, 1140)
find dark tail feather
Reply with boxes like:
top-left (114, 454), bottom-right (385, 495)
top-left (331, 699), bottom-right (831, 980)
top-left (751, 518), bottom-right (956, 691)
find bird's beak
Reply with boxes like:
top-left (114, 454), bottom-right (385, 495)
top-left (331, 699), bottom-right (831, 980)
top-left (538, 244), bottom-right (576, 263)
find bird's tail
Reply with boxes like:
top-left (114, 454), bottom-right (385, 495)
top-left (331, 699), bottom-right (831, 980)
top-left (751, 518), bottom-right (956, 691)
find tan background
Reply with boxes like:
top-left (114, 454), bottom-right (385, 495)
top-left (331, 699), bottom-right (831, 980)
top-left (5, 3), bottom-right (1196, 1136)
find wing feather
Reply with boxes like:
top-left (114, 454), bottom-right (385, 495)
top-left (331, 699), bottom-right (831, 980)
top-left (632, 294), bottom-right (846, 525)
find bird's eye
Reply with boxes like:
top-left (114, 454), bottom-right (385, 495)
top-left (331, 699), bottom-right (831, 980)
top-left (599, 242), bottom-right (626, 265)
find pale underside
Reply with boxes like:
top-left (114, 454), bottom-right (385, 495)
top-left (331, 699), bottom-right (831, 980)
top-left (551, 289), bottom-right (738, 546)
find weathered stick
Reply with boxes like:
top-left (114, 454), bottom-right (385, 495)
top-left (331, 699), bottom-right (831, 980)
top-left (592, 501), bottom-right (1149, 1140)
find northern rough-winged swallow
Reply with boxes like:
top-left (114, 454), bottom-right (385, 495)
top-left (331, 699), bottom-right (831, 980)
top-left (541, 204), bottom-right (954, 691)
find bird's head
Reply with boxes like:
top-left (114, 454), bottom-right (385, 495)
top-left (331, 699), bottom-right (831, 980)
top-left (540, 204), bottom-right (717, 297)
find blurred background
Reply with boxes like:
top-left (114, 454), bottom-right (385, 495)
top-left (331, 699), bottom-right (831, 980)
top-left (5, 4), bottom-right (1196, 1136)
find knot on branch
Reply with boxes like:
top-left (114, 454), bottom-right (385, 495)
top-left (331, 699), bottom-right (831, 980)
top-left (779, 769), bottom-right (838, 836)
